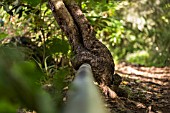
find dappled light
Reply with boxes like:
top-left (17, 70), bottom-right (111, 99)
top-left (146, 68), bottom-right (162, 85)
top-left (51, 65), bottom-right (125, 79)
top-left (114, 62), bottom-right (170, 113)
top-left (117, 63), bottom-right (169, 85)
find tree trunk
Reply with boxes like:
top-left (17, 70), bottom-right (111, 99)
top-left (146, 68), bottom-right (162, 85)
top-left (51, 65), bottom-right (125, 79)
top-left (48, 0), bottom-right (122, 97)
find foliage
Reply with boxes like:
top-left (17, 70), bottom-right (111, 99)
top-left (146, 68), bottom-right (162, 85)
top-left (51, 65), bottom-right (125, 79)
top-left (0, 0), bottom-right (70, 110)
top-left (125, 50), bottom-right (149, 65)
top-left (0, 0), bottom-right (71, 68)
top-left (82, 0), bottom-right (170, 66)
top-left (0, 46), bottom-right (56, 113)
top-left (114, 0), bottom-right (170, 66)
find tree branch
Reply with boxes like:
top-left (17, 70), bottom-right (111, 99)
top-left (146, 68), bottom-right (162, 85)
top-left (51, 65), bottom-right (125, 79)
top-left (48, 0), bottom-right (84, 54)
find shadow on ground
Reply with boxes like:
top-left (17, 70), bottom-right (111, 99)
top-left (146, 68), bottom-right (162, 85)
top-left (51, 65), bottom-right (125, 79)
top-left (107, 62), bottom-right (170, 113)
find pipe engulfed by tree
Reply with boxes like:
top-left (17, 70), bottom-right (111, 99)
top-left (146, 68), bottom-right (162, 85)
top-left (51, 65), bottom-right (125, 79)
top-left (48, 0), bottom-right (122, 98)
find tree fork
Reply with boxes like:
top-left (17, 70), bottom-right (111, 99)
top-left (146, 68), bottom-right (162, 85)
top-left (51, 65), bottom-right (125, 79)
top-left (48, 0), bottom-right (122, 98)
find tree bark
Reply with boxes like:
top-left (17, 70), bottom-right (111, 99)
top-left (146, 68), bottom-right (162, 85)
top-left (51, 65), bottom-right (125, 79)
top-left (48, 0), bottom-right (121, 96)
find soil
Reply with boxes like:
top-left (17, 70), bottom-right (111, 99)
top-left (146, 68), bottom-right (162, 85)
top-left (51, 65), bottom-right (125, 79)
top-left (106, 62), bottom-right (170, 113)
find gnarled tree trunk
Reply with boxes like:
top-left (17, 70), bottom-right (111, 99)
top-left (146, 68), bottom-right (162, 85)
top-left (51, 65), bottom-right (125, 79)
top-left (48, 0), bottom-right (122, 98)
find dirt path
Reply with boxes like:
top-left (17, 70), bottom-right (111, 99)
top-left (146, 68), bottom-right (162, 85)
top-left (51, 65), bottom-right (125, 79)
top-left (108, 62), bottom-right (170, 113)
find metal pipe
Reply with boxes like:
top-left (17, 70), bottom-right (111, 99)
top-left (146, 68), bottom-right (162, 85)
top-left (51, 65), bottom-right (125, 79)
top-left (64, 63), bottom-right (109, 113)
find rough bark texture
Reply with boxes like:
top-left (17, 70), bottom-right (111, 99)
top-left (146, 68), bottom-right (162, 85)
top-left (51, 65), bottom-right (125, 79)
top-left (48, 0), bottom-right (121, 89)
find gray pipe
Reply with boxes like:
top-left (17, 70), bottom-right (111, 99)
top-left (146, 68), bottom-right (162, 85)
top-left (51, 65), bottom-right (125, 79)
top-left (64, 63), bottom-right (109, 113)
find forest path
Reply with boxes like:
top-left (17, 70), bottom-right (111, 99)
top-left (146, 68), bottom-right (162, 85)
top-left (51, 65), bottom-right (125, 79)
top-left (107, 62), bottom-right (170, 113)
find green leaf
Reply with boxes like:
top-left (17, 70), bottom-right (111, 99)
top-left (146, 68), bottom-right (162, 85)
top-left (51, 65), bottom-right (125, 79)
top-left (0, 33), bottom-right (8, 40)
top-left (54, 67), bottom-right (69, 90)
top-left (11, 61), bottom-right (43, 90)
top-left (0, 100), bottom-right (18, 113)
top-left (46, 37), bottom-right (70, 55)
top-left (22, 0), bottom-right (41, 6)
top-left (0, 46), bottom-right (25, 63)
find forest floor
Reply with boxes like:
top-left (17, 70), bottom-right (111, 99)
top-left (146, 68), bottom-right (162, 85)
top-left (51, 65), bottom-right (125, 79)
top-left (106, 62), bottom-right (170, 113)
